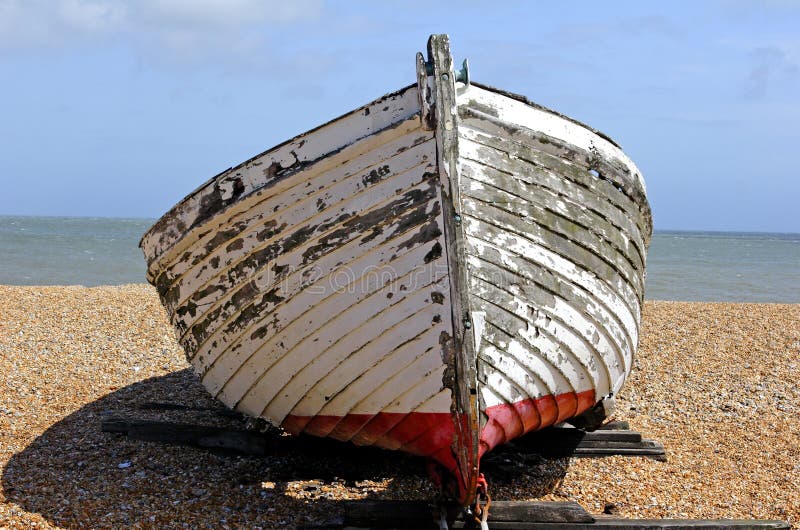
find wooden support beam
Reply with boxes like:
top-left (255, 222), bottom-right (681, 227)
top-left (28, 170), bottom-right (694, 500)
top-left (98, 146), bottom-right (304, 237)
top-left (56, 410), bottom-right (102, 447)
top-left (334, 499), bottom-right (789, 530)
top-left (102, 411), bottom-right (666, 460)
top-left (342, 500), bottom-right (593, 528)
top-left (101, 418), bottom-right (268, 455)
top-left (508, 425), bottom-right (667, 461)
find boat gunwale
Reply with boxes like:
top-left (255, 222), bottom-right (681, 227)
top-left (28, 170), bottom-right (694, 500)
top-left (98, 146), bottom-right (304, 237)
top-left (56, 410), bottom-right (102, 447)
top-left (469, 81), bottom-right (623, 149)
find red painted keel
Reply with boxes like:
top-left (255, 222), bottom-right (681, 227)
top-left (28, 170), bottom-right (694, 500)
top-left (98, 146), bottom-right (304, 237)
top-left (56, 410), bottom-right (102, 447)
top-left (281, 389), bottom-right (596, 504)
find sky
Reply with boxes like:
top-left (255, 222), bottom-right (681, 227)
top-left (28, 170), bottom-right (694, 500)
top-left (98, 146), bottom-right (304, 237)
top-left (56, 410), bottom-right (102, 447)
top-left (0, 1), bottom-right (798, 233)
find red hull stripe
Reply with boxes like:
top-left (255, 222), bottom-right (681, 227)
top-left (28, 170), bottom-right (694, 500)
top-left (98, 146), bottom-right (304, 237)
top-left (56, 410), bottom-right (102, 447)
top-left (480, 389), bottom-right (596, 457)
top-left (351, 412), bottom-right (413, 446)
top-left (283, 412), bottom-right (456, 456)
top-left (282, 388), bottom-right (597, 477)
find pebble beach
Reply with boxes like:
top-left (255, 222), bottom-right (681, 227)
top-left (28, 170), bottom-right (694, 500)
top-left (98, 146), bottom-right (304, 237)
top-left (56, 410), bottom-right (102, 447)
top-left (0, 284), bottom-right (798, 528)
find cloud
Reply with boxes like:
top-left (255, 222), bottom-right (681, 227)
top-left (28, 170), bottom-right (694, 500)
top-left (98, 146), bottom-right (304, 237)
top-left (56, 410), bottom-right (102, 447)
top-left (57, 0), bottom-right (127, 34)
top-left (0, 0), bottom-right (325, 68)
top-left (744, 45), bottom-right (799, 99)
top-left (156, 0), bottom-right (319, 25)
top-left (0, 1), bottom-right (123, 50)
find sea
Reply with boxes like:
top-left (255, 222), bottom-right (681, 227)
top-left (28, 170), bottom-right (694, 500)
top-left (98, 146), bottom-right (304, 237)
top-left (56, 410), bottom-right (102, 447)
top-left (1, 215), bottom-right (798, 303)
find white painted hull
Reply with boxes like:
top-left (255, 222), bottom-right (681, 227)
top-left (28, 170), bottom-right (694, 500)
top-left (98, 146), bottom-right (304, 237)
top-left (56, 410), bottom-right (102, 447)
top-left (140, 35), bottom-right (651, 506)
top-left (456, 84), bottom-right (650, 458)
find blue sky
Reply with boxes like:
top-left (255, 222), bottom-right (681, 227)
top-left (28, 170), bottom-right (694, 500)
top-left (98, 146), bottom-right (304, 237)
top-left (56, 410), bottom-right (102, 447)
top-left (1, 1), bottom-right (798, 232)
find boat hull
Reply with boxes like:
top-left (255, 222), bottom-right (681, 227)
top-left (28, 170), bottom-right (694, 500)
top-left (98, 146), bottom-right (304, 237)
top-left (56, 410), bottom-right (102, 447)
top-left (140, 35), bottom-right (651, 506)
top-left (456, 84), bottom-right (650, 459)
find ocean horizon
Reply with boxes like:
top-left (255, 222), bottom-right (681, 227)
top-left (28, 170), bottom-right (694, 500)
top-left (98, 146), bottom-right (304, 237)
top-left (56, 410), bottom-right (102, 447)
top-left (1, 215), bottom-right (798, 303)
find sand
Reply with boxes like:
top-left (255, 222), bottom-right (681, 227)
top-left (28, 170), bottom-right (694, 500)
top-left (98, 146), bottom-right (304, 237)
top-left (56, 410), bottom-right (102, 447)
top-left (0, 284), bottom-right (798, 528)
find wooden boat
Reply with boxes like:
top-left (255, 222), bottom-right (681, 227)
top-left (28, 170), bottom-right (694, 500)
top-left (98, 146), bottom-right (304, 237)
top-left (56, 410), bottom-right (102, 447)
top-left (140, 35), bottom-right (652, 507)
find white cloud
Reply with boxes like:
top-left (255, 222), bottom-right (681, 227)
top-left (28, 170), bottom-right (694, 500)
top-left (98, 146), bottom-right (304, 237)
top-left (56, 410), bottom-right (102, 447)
top-left (137, 0), bottom-right (314, 27)
top-left (0, 1), bottom-right (125, 50)
top-left (57, 0), bottom-right (127, 34)
top-left (0, 0), bottom-right (325, 67)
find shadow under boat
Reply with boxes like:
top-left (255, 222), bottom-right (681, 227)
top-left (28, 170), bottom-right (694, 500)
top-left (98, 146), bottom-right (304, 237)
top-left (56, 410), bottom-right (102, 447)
top-left (2, 368), bottom-right (568, 528)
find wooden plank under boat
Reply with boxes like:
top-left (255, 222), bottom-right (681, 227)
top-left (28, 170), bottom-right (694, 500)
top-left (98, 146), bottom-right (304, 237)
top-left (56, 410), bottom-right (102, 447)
top-left (140, 34), bottom-right (652, 507)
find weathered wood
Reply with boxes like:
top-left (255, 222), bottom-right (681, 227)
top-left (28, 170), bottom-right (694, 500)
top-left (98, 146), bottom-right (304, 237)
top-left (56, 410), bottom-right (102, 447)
top-left (469, 269), bottom-right (621, 398)
top-left (457, 90), bottom-right (652, 242)
top-left (104, 412), bottom-right (666, 461)
top-left (486, 501), bottom-right (594, 523)
top-left (462, 195), bottom-right (641, 328)
top-left (457, 126), bottom-right (648, 257)
top-left (336, 518), bottom-right (790, 529)
top-left (586, 519), bottom-right (790, 529)
top-left (460, 159), bottom-right (644, 279)
top-left (435, 520), bottom-right (791, 529)
top-left (566, 439), bottom-right (657, 449)
top-left (101, 418), bottom-right (269, 455)
top-left (165, 124), bottom-right (434, 322)
top-left (170, 134), bottom-right (433, 330)
top-left (415, 52), bottom-right (434, 131)
top-left (535, 428), bottom-right (643, 443)
top-left (459, 139), bottom-right (644, 313)
top-left (336, 500), bottom-right (788, 529)
top-left (460, 141), bottom-right (645, 260)
top-left (428, 33), bottom-right (480, 505)
top-left (437, 522), bottom-right (790, 530)
top-left (342, 500), bottom-right (435, 528)
top-left (342, 500), bottom-right (593, 527)
top-left (508, 426), bottom-right (666, 461)
top-left (569, 446), bottom-right (666, 460)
